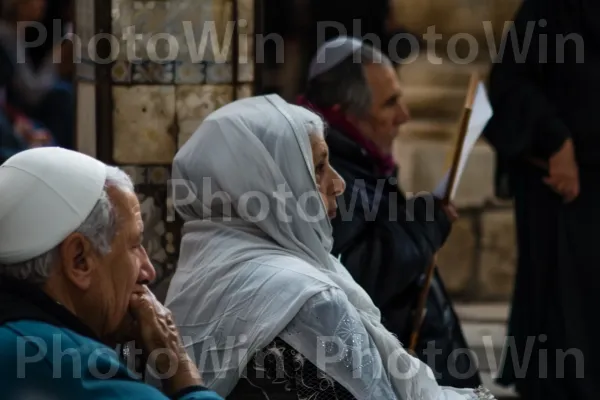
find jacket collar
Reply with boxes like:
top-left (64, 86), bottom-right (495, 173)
top-left (326, 126), bottom-right (378, 169)
top-left (0, 277), bottom-right (99, 341)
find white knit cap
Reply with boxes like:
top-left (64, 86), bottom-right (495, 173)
top-left (308, 36), bottom-right (364, 80)
top-left (0, 147), bottom-right (107, 264)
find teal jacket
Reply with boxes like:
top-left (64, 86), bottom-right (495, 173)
top-left (0, 280), bottom-right (223, 400)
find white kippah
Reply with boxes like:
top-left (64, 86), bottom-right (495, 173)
top-left (0, 147), bottom-right (107, 264)
top-left (308, 36), bottom-right (364, 80)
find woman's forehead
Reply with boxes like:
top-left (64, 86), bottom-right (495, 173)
top-left (309, 135), bottom-right (328, 160)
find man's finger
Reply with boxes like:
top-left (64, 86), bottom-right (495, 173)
top-left (564, 186), bottom-right (580, 203)
top-left (564, 193), bottom-right (576, 203)
top-left (543, 176), bottom-right (557, 187)
top-left (129, 293), bottom-right (156, 323)
top-left (543, 177), bottom-right (562, 195)
top-left (448, 207), bottom-right (459, 221)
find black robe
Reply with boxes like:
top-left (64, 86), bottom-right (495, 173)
top-left (326, 127), bottom-right (481, 389)
top-left (483, 0), bottom-right (600, 398)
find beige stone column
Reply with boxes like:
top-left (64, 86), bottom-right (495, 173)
top-left (389, 0), bottom-right (522, 300)
top-left (75, 0), bottom-right (257, 299)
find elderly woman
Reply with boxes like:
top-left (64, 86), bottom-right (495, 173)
top-left (165, 95), bottom-right (495, 399)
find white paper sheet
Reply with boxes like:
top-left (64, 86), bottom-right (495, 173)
top-left (433, 82), bottom-right (493, 200)
top-left (432, 170), bottom-right (450, 199)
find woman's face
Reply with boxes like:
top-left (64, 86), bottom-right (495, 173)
top-left (310, 134), bottom-right (345, 219)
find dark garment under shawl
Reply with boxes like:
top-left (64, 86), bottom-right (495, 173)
top-left (483, 0), bottom-right (600, 398)
top-left (229, 338), bottom-right (356, 400)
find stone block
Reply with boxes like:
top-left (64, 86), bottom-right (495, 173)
top-left (176, 85), bottom-right (234, 147)
top-left (400, 120), bottom-right (458, 141)
top-left (454, 303), bottom-right (509, 323)
top-left (76, 82), bottom-right (96, 158)
top-left (113, 85), bottom-right (177, 164)
top-left (395, 138), bottom-right (496, 208)
top-left (461, 321), bottom-right (507, 372)
top-left (391, 0), bottom-right (521, 44)
top-left (403, 86), bottom-right (466, 121)
top-left (437, 216), bottom-right (476, 294)
top-left (479, 210), bottom-right (517, 300)
top-left (398, 55), bottom-right (481, 89)
top-left (112, 0), bottom-right (233, 62)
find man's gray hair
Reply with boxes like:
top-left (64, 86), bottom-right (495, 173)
top-left (0, 166), bottom-right (135, 285)
top-left (305, 44), bottom-right (391, 118)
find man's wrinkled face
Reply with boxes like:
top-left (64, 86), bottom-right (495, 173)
top-left (350, 63), bottom-right (410, 154)
top-left (94, 187), bottom-right (156, 335)
top-left (55, 186), bottom-right (156, 339)
top-left (64, 187), bottom-right (156, 337)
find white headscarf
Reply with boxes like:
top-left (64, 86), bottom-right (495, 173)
top-left (165, 95), bottom-right (488, 399)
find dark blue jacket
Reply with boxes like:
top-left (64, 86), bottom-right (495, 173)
top-left (0, 279), bottom-right (223, 400)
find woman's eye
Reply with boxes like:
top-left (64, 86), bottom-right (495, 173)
top-left (315, 163), bottom-right (325, 175)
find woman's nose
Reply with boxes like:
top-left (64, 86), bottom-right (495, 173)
top-left (332, 170), bottom-right (346, 196)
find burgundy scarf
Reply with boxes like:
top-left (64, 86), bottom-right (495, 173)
top-left (296, 96), bottom-right (396, 176)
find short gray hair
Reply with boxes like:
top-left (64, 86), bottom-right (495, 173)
top-left (0, 166), bottom-right (135, 285)
top-left (305, 44), bottom-right (391, 118)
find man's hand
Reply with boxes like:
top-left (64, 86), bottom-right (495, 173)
top-left (128, 286), bottom-right (202, 396)
top-left (103, 286), bottom-right (147, 347)
top-left (543, 139), bottom-right (580, 203)
top-left (441, 202), bottom-right (459, 223)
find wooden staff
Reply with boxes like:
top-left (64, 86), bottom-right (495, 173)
top-left (408, 73), bottom-right (480, 353)
top-left (408, 256), bottom-right (437, 354)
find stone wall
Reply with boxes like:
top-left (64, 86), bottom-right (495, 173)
top-left (76, 0), bottom-right (256, 301)
top-left (390, 0), bottom-right (523, 301)
top-left (395, 135), bottom-right (517, 301)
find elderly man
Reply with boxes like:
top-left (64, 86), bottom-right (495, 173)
top-left (298, 36), bottom-right (480, 388)
top-left (0, 147), bottom-right (222, 399)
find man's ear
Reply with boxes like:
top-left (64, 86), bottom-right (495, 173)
top-left (59, 233), bottom-right (96, 291)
